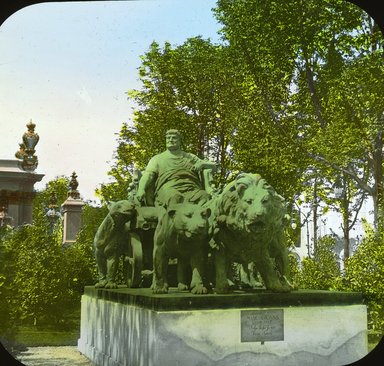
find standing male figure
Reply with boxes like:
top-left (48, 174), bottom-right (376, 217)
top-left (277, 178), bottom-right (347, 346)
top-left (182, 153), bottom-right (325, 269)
top-left (135, 129), bottom-right (217, 207)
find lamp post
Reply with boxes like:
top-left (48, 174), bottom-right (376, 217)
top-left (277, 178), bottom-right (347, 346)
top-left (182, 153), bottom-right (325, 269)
top-left (0, 206), bottom-right (6, 227)
top-left (334, 175), bottom-right (351, 261)
top-left (0, 206), bottom-right (12, 227)
top-left (45, 191), bottom-right (61, 234)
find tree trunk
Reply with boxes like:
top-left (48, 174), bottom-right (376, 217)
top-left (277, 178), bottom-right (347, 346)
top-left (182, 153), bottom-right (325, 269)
top-left (341, 174), bottom-right (350, 261)
top-left (342, 214), bottom-right (350, 262)
top-left (313, 179), bottom-right (318, 252)
top-left (372, 129), bottom-right (383, 232)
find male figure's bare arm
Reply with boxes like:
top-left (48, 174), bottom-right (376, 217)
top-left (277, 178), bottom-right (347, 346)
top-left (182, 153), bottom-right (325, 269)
top-left (135, 171), bottom-right (156, 204)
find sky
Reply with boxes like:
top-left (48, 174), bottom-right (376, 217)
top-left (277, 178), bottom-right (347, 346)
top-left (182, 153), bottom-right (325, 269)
top-left (0, 0), bottom-right (221, 202)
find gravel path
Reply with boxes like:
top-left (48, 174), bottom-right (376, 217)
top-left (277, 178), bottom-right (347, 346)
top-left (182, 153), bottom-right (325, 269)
top-left (15, 346), bottom-right (93, 366)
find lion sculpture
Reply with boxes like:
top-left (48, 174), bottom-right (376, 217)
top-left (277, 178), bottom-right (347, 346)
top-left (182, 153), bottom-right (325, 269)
top-left (152, 197), bottom-right (211, 294)
top-left (207, 173), bottom-right (293, 293)
top-left (94, 200), bottom-right (136, 289)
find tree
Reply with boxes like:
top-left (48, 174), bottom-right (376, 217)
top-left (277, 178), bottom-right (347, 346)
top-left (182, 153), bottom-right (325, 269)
top-left (288, 3), bottom-right (383, 231)
top-left (328, 172), bottom-right (367, 259)
top-left (317, 49), bottom-right (384, 231)
top-left (101, 37), bottom-right (244, 202)
top-left (214, 0), bottom-right (383, 231)
top-left (104, 0), bottom-right (381, 239)
top-left (214, 0), bottom-right (310, 199)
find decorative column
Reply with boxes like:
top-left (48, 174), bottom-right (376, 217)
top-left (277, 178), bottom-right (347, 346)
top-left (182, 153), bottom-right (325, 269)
top-left (61, 172), bottom-right (84, 247)
top-left (0, 120), bottom-right (44, 226)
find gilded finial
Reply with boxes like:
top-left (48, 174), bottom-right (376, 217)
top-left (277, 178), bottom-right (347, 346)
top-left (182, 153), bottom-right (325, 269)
top-left (17, 120), bottom-right (39, 171)
top-left (68, 172), bottom-right (80, 199)
top-left (27, 119), bottom-right (36, 131)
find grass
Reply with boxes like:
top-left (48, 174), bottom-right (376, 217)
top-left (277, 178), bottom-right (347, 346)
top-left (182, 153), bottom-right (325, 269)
top-left (1, 322), bottom-right (80, 359)
top-left (8, 307), bottom-right (82, 348)
top-left (13, 325), bottom-right (80, 347)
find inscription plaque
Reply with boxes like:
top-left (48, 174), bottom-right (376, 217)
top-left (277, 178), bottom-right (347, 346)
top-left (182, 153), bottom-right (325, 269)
top-left (241, 309), bottom-right (284, 342)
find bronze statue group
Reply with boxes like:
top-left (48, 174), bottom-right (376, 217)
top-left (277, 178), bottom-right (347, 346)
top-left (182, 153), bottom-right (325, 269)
top-left (93, 130), bottom-right (293, 294)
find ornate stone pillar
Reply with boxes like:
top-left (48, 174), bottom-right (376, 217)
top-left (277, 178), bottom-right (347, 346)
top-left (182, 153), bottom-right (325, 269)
top-left (62, 172), bottom-right (85, 246)
top-left (0, 120), bottom-right (44, 226)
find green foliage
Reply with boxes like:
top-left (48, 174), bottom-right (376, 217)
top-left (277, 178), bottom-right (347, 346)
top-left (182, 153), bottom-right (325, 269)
top-left (292, 223), bottom-right (384, 335)
top-left (76, 204), bottom-right (108, 249)
top-left (213, 0), bottom-right (384, 215)
top-left (104, 0), bottom-right (383, 217)
top-left (0, 177), bottom-right (99, 330)
top-left (13, 324), bottom-right (79, 347)
top-left (99, 36), bottom-right (244, 204)
top-left (294, 235), bottom-right (342, 290)
top-left (288, 252), bottom-right (301, 285)
top-left (74, 203), bottom-right (107, 284)
top-left (32, 176), bottom-right (70, 220)
top-left (9, 224), bottom-right (70, 325)
top-left (344, 223), bottom-right (384, 334)
top-left (5, 214), bottom-right (97, 328)
top-left (0, 226), bottom-right (17, 342)
top-left (127, 37), bottom-right (239, 169)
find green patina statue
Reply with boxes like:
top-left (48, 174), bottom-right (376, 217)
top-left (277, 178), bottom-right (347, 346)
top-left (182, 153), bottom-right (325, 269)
top-left (207, 173), bottom-right (293, 293)
top-left (94, 200), bottom-right (136, 289)
top-left (152, 196), bottom-right (211, 294)
top-left (135, 129), bottom-right (217, 207)
top-left (134, 129), bottom-right (217, 294)
top-left (92, 129), bottom-right (293, 295)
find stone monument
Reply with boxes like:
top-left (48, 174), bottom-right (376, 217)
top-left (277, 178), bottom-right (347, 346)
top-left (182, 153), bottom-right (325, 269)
top-left (0, 120), bottom-right (44, 226)
top-left (78, 129), bottom-right (368, 366)
top-left (62, 171), bottom-right (85, 246)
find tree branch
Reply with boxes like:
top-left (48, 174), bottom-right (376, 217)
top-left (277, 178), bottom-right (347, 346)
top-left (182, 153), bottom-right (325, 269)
top-left (302, 47), bottom-right (327, 128)
top-left (348, 191), bottom-right (368, 231)
top-left (309, 153), bottom-right (374, 195)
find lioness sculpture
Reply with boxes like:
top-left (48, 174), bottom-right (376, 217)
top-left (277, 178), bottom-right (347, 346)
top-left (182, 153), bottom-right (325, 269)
top-left (94, 200), bottom-right (136, 289)
top-left (152, 199), bottom-right (211, 294)
top-left (208, 173), bottom-right (292, 293)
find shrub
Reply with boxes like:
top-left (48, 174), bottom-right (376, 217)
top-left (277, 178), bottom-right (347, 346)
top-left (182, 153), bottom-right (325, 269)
top-left (344, 223), bottom-right (384, 335)
top-left (0, 226), bottom-right (17, 344)
top-left (8, 223), bottom-right (71, 325)
top-left (295, 235), bottom-right (342, 290)
top-left (1, 178), bottom-right (101, 328)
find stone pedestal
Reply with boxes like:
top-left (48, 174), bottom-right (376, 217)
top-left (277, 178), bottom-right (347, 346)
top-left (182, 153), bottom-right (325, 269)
top-left (0, 159), bottom-right (44, 226)
top-left (61, 197), bottom-right (85, 245)
top-left (78, 287), bottom-right (368, 366)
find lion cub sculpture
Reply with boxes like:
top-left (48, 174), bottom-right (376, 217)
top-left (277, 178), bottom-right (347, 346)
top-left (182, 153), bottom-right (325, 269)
top-left (152, 197), bottom-right (211, 294)
top-left (208, 173), bottom-right (293, 293)
top-left (94, 200), bottom-right (136, 289)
